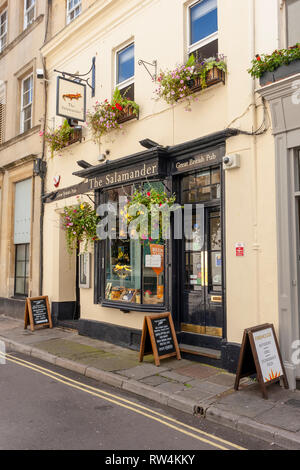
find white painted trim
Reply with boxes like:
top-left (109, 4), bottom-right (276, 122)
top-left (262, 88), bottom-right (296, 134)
top-left (66, 0), bottom-right (82, 25)
top-left (20, 73), bottom-right (33, 134)
top-left (0, 8), bottom-right (8, 53)
top-left (186, 0), bottom-right (218, 56)
top-left (115, 42), bottom-right (135, 93)
top-left (23, 0), bottom-right (35, 30)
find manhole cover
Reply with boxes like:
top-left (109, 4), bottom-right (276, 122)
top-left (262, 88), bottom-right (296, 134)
top-left (285, 399), bottom-right (300, 409)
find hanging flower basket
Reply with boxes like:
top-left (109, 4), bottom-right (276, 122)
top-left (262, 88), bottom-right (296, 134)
top-left (86, 87), bottom-right (139, 143)
top-left (123, 188), bottom-right (177, 242)
top-left (61, 199), bottom-right (100, 254)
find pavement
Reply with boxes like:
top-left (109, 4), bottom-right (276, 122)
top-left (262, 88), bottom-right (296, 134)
top-left (1, 314), bottom-right (300, 450)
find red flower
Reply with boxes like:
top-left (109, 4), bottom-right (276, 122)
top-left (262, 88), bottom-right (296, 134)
top-left (115, 103), bottom-right (123, 111)
top-left (111, 106), bottom-right (116, 110)
top-left (147, 192), bottom-right (151, 197)
top-left (256, 54), bottom-right (261, 61)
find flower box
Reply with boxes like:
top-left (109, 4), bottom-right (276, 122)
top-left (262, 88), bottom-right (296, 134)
top-left (66, 127), bottom-right (82, 146)
top-left (116, 105), bottom-right (139, 124)
top-left (259, 59), bottom-right (300, 86)
top-left (188, 66), bottom-right (225, 93)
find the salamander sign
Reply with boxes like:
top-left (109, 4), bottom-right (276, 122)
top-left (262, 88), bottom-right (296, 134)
top-left (56, 76), bottom-right (86, 122)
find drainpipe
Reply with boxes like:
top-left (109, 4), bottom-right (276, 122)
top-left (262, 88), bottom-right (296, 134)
top-left (39, 0), bottom-right (51, 296)
top-left (248, 0), bottom-right (261, 325)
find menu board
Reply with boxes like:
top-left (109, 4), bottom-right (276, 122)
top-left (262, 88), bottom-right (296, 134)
top-left (139, 313), bottom-right (181, 366)
top-left (24, 296), bottom-right (53, 332)
top-left (151, 316), bottom-right (176, 356)
top-left (234, 323), bottom-right (288, 399)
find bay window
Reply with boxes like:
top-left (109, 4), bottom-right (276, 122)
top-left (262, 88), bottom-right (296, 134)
top-left (101, 182), bottom-right (166, 309)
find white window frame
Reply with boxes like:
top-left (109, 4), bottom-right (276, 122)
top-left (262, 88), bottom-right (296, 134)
top-left (24, 0), bottom-right (35, 29)
top-left (115, 42), bottom-right (135, 91)
top-left (0, 8), bottom-right (8, 53)
top-left (20, 74), bottom-right (33, 134)
top-left (67, 0), bottom-right (82, 24)
top-left (187, 0), bottom-right (219, 56)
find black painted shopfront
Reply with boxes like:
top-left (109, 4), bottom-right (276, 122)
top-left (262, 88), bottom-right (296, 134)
top-left (73, 129), bottom-right (240, 371)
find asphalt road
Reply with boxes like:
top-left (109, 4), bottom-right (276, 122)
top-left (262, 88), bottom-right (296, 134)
top-left (0, 351), bottom-right (282, 452)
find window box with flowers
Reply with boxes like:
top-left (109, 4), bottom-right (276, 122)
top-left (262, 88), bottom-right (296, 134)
top-left (40, 119), bottom-right (82, 157)
top-left (86, 88), bottom-right (139, 144)
top-left (248, 44), bottom-right (300, 86)
top-left (155, 55), bottom-right (226, 110)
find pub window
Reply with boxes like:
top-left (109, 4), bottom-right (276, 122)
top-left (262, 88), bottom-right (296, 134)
top-left (116, 43), bottom-right (135, 101)
top-left (286, 0), bottom-right (300, 47)
top-left (0, 8), bottom-right (7, 53)
top-left (20, 73), bottom-right (33, 133)
top-left (67, 0), bottom-right (82, 24)
top-left (103, 183), bottom-right (165, 307)
top-left (188, 0), bottom-right (218, 62)
top-left (24, 0), bottom-right (35, 29)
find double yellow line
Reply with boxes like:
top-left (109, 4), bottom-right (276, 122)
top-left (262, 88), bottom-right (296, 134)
top-left (0, 351), bottom-right (246, 451)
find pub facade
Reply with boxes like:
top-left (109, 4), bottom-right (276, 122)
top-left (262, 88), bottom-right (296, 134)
top-left (40, 0), bottom-right (293, 380)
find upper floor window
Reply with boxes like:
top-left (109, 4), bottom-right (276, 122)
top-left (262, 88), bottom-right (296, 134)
top-left (116, 43), bottom-right (135, 100)
top-left (67, 0), bottom-right (82, 24)
top-left (188, 0), bottom-right (218, 61)
top-left (286, 0), bottom-right (300, 47)
top-left (0, 9), bottom-right (7, 53)
top-left (21, 74), bottom-right (33, 133)
top-left (24, 0), bottom-right (35, 29)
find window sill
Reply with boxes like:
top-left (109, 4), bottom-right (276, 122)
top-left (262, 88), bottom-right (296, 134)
top-left (101, 299), bottom-right (166, 313)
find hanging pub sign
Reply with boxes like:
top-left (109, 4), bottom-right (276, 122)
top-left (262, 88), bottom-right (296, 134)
top-left (139, 313), bottom-right (181, 366)
top-left (56, 76), bottom-right (86, 122)
top-left (24, 296), bottom-right (53, 332)
top-left (234, 323), bottom-right (288, 399)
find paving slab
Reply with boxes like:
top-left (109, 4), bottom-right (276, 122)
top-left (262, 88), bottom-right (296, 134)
top-left (215, 390), bottom-right (276, 418)
top-left (206, 373), bottom-right (236, 388)
top-left (158, 370), bottom-right (194, 383)
top-left (140, 375), bottom-right (170, 386)
top-left (175, 363), bottom-right (219, 379)
top-left (117, 364), bottom-right (169, 380)
top-left (186, 379), bottom-right (231, 395)
top-left (257, 404), bottom-right (300, 432)
top-left (156, 382), bottom-right (186, 394)
top-left (175, 388), bottom-right (215, 402)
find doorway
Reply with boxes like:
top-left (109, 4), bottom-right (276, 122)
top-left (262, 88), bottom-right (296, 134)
top-left (176, 166), bottom-right (224, 350)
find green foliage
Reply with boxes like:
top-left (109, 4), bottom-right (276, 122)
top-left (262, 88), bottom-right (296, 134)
top-left (61, 199), bottom-right (100, 254)
top-left (86, 88), bottom-right (139, 143)
top-left (41, 119), bottom-right (75, 157)
top-left (155, 55), bottom-right (227, 110)
top-left (248, 44), bottom-right (300, 78)
top-left (124, 188), bottom-right (177, 242)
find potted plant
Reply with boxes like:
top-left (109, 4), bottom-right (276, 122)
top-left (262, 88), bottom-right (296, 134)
top-left (155, 54), bottom-right (226, 110)
top-left (60, 198), bottom-right (100, 254)
top-left (40, 119), bottom-right (80, 157)
top-left (248, 44), bottom-right (300, 85)
top-left (86, 88), bottom-right (139, 143)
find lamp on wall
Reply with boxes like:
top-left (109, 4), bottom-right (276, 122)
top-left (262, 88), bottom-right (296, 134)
top-left (139, 138), bottom-right (161, 149)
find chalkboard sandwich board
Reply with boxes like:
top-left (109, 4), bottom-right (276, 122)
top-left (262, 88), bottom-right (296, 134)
top-left (234, 323), bottom-right (288, 399)
top-left (139, 313), bottom-right (181, 366)
top-left (24, 296), bottom-right (53, 332)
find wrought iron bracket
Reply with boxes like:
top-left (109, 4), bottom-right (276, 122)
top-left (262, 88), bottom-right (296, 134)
top-left (54, 57), bottom-right (96, 97)
top-left (138, 59), bottom-right (157, 81)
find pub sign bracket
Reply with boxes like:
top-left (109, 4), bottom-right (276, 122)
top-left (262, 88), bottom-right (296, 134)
top-left (54, 57), bottom-right (96, 97)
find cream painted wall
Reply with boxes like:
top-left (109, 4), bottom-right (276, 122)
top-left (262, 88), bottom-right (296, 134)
top-left (41, 0), bottom-right (282, 342)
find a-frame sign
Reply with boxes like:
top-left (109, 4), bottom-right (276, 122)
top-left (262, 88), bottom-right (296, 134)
top-left (234, 323), bottom-right (289, 399)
